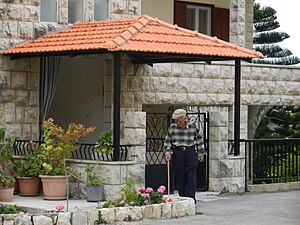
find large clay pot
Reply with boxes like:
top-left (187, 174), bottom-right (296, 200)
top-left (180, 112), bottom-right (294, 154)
top-left (39, 175), bottom-right (67, 200)
top-left (0, 187), bottom-right (15, 202)
top-left (17, 176), bottom-right (40, 196)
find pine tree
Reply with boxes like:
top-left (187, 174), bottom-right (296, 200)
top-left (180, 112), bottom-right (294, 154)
top-left (253, 1), bottom-right (300, 65)
top-left (254, 106), bottom-right (300, 138)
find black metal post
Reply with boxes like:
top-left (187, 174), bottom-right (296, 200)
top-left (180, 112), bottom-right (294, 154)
top-left (113, 53), bottom-right (121, 161)
top-left (234, 59), bottom-right (241, 156)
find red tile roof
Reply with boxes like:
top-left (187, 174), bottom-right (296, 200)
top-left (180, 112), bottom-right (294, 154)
top-left (0, 15), bottom-right (263, 60)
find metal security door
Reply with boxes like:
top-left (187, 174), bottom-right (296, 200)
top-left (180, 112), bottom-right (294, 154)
top-left (145, 108), bottom-right (209, 192)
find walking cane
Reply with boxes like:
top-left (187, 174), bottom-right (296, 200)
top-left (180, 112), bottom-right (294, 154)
top-left (167, 160), bottom-right (170, 196)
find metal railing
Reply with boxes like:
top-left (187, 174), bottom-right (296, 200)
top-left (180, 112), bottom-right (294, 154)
top-left (13, 140), bottom-right (129, 161)
top-left (241, 139), bottom-right (300, 190)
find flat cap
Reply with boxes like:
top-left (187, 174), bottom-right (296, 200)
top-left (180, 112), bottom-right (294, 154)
top-left (172, 109), bottom-right (186, 119)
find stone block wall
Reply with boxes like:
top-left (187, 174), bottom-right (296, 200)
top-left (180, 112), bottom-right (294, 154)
top-left (68, 111), bottom-right (146, 200)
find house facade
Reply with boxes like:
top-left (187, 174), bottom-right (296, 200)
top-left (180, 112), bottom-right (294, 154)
top-left (1, 0), bottom-right (300, 198)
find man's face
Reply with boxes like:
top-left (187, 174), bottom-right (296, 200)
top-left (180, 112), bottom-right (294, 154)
top-left (175, 116), bottom-right (186, 128)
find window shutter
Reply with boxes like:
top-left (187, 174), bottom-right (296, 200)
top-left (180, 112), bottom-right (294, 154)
top-left (174, 1), bottom-right (187, 28)
top-left (212, 7), bottom-right (229, 41)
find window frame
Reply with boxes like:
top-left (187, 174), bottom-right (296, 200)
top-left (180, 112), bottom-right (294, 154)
top-left (186, 4), bottom-right (212, 35)
top-left (68, 0), bottom-right (85, 24)
top-left (40, 0), bottom-right (58, 22)
top-left (94, 0), bottom-right (110, 21)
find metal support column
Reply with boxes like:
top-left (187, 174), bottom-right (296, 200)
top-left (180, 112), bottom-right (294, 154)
top-left (113, 53), bottom-right (121, 161)
top-left (234, 59), bottom-right (241, 156)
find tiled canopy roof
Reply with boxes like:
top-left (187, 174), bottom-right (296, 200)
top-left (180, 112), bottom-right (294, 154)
top-left (1, 15), bottom-right (263, 63)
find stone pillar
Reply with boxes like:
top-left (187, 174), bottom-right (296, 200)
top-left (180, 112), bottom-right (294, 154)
top-left (230, 0), bottom-right (246, 47)
top-left (110, 0), bottom-right (141, 19)
top-left (245, 0), bottom-right (254, 49)
top-left (59, 0), bottom-right (68, 24)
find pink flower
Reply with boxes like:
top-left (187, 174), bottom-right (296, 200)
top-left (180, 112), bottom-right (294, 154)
top-left (42, 163), bottom-right (48, 167)
top-left (143, 193), bottom-right (150, 198)
top-left (157, 185), bottom-right (166, 194)
top-left (119, 200), bottom-right (125, 205)
top-left (55, 205), bottom-right (65, 211)
top-left (19, 212), bottom-right (30, 216)
top-left (144, 199), bottom-right (149, 205)
top-left (145, 187), bottom-right (153, 193)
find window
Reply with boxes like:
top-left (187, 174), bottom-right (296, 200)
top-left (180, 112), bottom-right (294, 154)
top-left (94, 0), bottom-right (109, 21)
top-left (69, 0), bottom-right (84, 23)
top-left (187, 5), bottom-right (211, 36)
top-left (41, 0), bottom-right (58, 22)
top-left (174, 1), bottom-right (229, 41)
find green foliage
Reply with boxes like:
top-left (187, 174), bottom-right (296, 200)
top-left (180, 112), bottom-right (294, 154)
top-left (96, 211), bottom-right (108, 224)
top-left (0, 204), bottom-right (20, 214)
top-left (102, 178), bottom-right (167, 208)
top-left (254, 106), bottom-right (300, 139)
top-left (0, 128), bottom-right (17, 187)
top-left (16, 142), bottom-right (44, 177)
top-left (253, 1), bottom-right (300, 65)
top-left (95, 130), bottom-right (114, 155)
top-left (0, 172), bottom-right (15, 189)
top-left (39, 118), bottom-right (95, 175)
top-left (85, 166), bottom-right (102, 186)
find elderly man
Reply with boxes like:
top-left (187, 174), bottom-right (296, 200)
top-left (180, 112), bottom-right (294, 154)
top-left (164, 109), bottom-right (205, 204)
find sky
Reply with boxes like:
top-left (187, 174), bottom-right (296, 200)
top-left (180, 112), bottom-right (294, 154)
top-left (256, 0), bottom-right (300, 60)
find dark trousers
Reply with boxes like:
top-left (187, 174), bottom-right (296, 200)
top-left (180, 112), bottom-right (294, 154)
top-left (173, 146), bottom-right (198, 202)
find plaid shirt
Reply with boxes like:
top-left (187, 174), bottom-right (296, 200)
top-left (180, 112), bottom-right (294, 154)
top-left (164, 122), bottom-right (205, 156)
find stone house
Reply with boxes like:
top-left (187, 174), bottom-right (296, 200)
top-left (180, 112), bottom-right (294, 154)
top-left (0, 0), bottom-right (299, 199)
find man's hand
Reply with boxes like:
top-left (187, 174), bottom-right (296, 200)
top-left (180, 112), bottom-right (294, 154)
top-left (165, 153), bottom-right (171, 162)
top-left (198, 154), bottom-right (205, 162)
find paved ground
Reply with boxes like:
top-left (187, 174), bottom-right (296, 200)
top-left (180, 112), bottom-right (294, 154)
top-left (4, 190), bottom-right (300, 225)
top-left (115, 190), bottom-right (300, 225)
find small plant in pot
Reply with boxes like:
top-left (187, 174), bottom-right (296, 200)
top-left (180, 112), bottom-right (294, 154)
top-left (0, 168), bottom-right (16, 202)
top-left (85, 165), bottom-right (103, 202)
top-left (16, 141), bottom-right (44, 196)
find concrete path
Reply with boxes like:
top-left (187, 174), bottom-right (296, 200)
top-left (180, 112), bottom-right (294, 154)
top-left (115, 190), bottom-right (300, 225)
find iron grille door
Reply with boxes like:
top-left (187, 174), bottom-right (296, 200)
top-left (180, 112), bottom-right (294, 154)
top-left (145, 110), bottom-right (209, 192)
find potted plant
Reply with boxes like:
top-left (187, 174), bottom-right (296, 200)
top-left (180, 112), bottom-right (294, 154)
top-left (0, 168), bottom-right (15, 202)
top-left (39, 118), bottom-right (95, 200)
top-left (85, 165), bottom-right (104, 202)
top-left (95, 130), bottom-right (114, 157)
top-left (0, 128), bottom-right (17, 201)
top-left (16, 141), bottom-right (44, 196)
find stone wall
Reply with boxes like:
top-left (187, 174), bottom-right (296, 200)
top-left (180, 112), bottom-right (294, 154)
top-left (132, 61), bottom-right (300, 192)
top-left (68, 111), bottom-right (146, 200)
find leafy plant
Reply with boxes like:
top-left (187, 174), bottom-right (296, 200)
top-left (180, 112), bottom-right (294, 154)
top-left (95, 130), bottom-right (114, 155)
top-left (17, 141), bottom-right (44, 177)
top-left (102, 178), bottom-right (168, 208)
top-left (85, 166), bottom-right (102, 186)
top-left (0, 204), bottom-right (20, 214)
top-left (0, 175), bottom-right (15, 189)
top-left (39, 118), bottom-right (95, 175)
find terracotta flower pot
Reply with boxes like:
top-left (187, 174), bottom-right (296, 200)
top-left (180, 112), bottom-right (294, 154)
top-left (17, 176), bottom-right (40, 196)
top-left (39, 175), bottom-right (68, 200)
top-left (0, 187), bottom-right (15, 202)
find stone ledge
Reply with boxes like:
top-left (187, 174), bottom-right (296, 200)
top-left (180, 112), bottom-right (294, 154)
top-left (89, 197), bottom-right (195, 224)
top-left (248, 182), bottom-right (300, 193)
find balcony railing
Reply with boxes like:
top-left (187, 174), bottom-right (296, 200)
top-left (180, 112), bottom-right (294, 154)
top-left (230, 139), bottom-right (300, 190)
top-left (13, 140), bottom-right (129, 161)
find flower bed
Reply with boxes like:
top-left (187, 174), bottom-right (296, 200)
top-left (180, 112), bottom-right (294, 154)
top-left (0, 197), bottom-right (195, 224)
top-left (89, 197), bottom-right (195, 224)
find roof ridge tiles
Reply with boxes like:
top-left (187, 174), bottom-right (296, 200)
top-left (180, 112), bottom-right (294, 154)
top-left (103, 15), bottom-right (151, 50)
